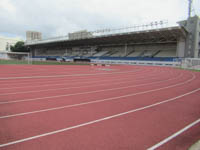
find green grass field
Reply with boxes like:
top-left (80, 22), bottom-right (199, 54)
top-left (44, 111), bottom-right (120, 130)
top-left (189, 69), bottom-right (200, 72)
top-left (0, 59), bottom-right (89, 65)
top-left (176, 67), bottom-right (200, 72)
top-left (0, 59), bottom-right (28, 64)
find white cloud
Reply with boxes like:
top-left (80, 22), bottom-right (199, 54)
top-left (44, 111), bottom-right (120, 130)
top-left (0, 0), bottom-right (16, 13)
top-left (0, 0), bottom-right (198, 38)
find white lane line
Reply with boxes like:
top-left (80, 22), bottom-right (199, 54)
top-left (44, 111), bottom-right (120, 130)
top-left (0, 68), bottom-right (146, 85)
top-left (0, 70), bottom-right (140, 80)
top-left (0, 73), bottom-right (193, 118)
top-left (0, 73), bottom-right (139, 90)
top-left (0, 69), bottom-right (148, 90)
top-left (0, 68), bottom-right (159, 91)
top-left (0, 87), bottom-right (199, 148)
top-left (0, 73), bottom-right (184, 105)
top-left (147, 118), bottom-right (200, 150)
top-left (0, 70), bottom-right (168, 96)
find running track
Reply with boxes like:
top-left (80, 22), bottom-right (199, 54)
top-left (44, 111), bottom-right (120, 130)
top-left (0, 65), bottom-right (200, 150)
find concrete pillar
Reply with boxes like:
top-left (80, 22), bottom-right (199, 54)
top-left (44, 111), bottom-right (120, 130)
top-left (176, 38), bottom-right (186, 57)
top-left (125, 44), bottom-right (127, 56)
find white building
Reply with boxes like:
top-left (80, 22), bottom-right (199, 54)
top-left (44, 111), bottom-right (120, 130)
top-left (0, 36), bottom-right (22, 52)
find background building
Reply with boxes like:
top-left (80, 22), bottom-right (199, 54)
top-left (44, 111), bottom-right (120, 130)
top-left (0, 36), bottom-right (22, 52)
top-left (68, 30), bottom-right (93, 40)
top-left (26, 31), bottom-right (42, 42)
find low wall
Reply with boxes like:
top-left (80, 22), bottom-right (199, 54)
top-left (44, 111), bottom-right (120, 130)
top-left (91, 59), bottom-right (180, 67)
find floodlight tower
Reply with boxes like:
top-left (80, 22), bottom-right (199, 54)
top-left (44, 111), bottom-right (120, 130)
top-left (188, 0), bottom-right (193, 18)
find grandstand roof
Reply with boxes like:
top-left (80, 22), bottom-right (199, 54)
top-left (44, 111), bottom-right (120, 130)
top-left (26, 26), bottom-right (187, 48)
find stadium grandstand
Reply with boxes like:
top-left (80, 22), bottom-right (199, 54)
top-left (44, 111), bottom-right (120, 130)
top-left (25, 16), bottom-right (200, 64)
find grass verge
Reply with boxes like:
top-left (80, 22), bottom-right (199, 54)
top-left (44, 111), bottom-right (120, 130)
top-left (0, 59), bottom-right (89, 65)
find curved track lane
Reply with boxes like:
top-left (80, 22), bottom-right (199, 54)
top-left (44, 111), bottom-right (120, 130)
top-left (0, 65), bottom-right (199, 150)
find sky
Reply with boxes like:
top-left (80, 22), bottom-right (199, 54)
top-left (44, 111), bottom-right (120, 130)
top-left (0, 0), bottom-right (199, 39)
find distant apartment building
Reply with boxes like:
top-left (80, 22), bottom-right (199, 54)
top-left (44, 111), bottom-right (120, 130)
top-left (68, 30), bottom-right (93, 40)
top-left (0, 36), bottom-right (22, 52)
top-left (26, 31), bottom-right (42, 41)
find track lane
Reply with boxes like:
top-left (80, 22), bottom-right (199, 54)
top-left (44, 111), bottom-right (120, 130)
top-left (0, 69), bottom-right (175, 102)
top-left (0, 84), bottom-right (200, 150)
top-left (0, 66), bottom-right (140, 80)
top-left (0, 68), bottom-right (161, 93)
top-left (0, 73), bottom-right (199, 119)
top-left (0, 67), bottom-right (145, 88)
top-left (0, 69), bottom-right (181, 104)
top-left (0, 65), bottom-right (107, 78)
top-left (0, 70), bottom-right (198, 146)
top-left (0, 66), bottom-right (199, 150)
top-left (0, 71), bottom-right (183, 116)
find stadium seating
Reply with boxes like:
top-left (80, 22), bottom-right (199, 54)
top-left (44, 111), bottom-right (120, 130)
top-left (93, 51), bottom-right (108, 57)
top-left (155, 50), bottom-right (176, 57)
top-left (127, 50), bottom-right (144, 57)
top-left (33, 48), bottom-right (177, 62)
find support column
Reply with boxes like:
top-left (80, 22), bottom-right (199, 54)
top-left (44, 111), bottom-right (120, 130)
top-left (177, 38), bottom-right (186, 58)
top-left (125, 44), bottom-right (127, 56)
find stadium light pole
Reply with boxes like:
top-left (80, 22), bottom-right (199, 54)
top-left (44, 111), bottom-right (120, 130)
top-left (188, 0), bottom-right (193, 18)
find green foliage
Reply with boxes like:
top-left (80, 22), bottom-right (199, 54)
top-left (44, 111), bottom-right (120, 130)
top-left (11, 41), bottom-right (30, 52)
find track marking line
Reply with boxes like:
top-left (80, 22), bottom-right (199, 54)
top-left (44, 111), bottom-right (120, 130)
top-left (0, 73), bottom-right (184, 105)
top-left (0, 70), bottom-right (140, 80)
top-left (0, 69), bottom-right (149, 90)
top-left (0, 87), bottom-right (199, 148)
top-left (0, 71), bottom-right (170, 96)
top-left (0, 73), bottom-right (194, 118)
top-left (147, 118), bottom-right (200, 150)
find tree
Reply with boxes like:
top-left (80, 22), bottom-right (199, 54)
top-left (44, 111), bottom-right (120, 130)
top-left (11, 41), bottom-right (30, 52)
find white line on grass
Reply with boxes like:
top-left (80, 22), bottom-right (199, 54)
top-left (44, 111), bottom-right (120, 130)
top-left (0, 73), bottom-right (184, 105)
top-left (0, 87), bottom-right (199, 148)
top-left (147, 118), bottom-right (200, 150)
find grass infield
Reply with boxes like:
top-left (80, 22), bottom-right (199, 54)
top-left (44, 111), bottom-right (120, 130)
top-left (176, 67), bottom-right (200, 72)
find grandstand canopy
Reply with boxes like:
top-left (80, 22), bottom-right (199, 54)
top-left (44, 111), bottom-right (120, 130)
top-left (26, 26), bottom-right (187, 48)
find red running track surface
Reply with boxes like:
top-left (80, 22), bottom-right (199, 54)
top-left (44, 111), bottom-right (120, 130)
top-left (0, 65), bottom-right (200, 150)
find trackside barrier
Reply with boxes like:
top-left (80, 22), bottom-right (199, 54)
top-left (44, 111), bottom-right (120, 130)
top-left (91, 59), bottom-right (180, 67)
top-left (91, 63), bottom-right (110, 67)
top-left (180, 58), bottom-right (200, 70)
top-left (31, 58), bottom-right (46, 61)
